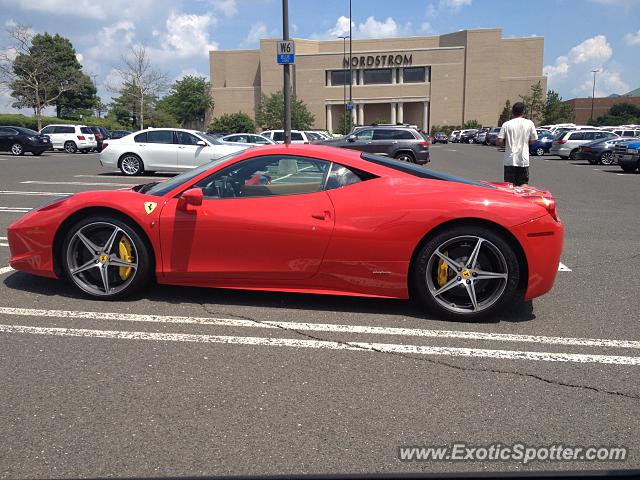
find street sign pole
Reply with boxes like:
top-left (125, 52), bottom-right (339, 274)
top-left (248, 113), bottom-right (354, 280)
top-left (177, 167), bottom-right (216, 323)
top-left (282, 0), bottom-right (291, 144)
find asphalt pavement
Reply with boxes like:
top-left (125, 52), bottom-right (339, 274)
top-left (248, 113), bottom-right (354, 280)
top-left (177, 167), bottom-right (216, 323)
top-left (0, 145), bottom-right (639, 478)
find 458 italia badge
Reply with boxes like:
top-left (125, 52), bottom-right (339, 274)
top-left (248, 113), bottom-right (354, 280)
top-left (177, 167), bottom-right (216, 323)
top-left (144, 202), bottom-right (157, 215)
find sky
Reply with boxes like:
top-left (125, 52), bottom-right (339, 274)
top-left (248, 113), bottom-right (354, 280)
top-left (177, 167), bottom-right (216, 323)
top-left (1, 0), bottom-right (639, 114)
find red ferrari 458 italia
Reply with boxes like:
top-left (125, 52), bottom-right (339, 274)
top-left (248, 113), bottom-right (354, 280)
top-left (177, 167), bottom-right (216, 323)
top-left (7, 145), bottom-right (563, 320)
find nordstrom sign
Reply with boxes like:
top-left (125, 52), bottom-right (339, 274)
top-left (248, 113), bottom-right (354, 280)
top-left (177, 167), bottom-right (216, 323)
top-left (343, 54), bottom-right (413, 68)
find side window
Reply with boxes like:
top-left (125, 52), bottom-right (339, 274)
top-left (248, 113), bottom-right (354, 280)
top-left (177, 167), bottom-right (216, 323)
top-left (273, 131), bottom-right (284, 142)
top-left (134, 132), bottom-right (148, 143)
top-left (176, 131), bottom-right (200, 145)
top-left (147, 130), bottom-right (174, 144)
top-left (568, 132), bottom-right (584, 140)
top-left (291, 132), bottom-right (304, 141)
top-left (354, 129), bottom-right (373, 141)
top-left (624, 131), bottom-right (634, 137)
top-left (0, 127), bottom-right (17, 135)
top-left (372, 129), bottom-right (393, 140)
top-left (325, 163), bottom-right (366, 190)
top-left (391, 130), bottom-right (416, 140)
top-left (253, 136), bottom-right (270, 144)
top-left (41, 126), bottom-right (54, 134)
top-left (80, 127), bottom-right (92, 134)
top-left (192, 155), bottom-right (330, 199)
top-left (55, 126), bottom-right (75, 134)
top-left (582, 132), bottom-right (595, 140)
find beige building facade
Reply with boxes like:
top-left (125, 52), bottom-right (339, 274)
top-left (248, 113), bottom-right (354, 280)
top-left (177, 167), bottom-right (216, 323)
top-left (209, 28), bottom-right (546, 132)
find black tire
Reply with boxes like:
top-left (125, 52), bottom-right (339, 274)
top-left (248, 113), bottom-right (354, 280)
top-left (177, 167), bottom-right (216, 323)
top-left (395, 152), bottom-right (415, 163)
top-left (569, 149), bottom-right (578, 160)
top-left (61, 215), bottom-right (152, 300)
top-left (559, 156), bottom-right (568, 160)
top-left (64, 141), bottom-right (77, 154)
top-left (10, 142), bottom-right (24, 156)
top-left (411, 225), bottom-right (520, 321)
top-left (32, 151), bottom-right (44, 156)
top-left (620, 164), bottom-right (637, 173)
top-left (587, 156), bottom-right (598, 165)
top-left (119, 153), bottom-right (144, 176)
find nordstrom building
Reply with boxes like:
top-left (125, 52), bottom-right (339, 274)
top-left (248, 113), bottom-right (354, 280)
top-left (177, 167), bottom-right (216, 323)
top-left (209, 28), bottom-right (546, 132)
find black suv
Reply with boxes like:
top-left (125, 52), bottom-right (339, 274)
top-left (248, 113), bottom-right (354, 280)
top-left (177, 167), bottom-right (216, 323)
top-left (319, 126), bottom-right (430, 164)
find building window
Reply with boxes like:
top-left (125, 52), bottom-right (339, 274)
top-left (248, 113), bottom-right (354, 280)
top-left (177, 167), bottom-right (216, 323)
top-left (329, 70), bottom-right (351, 86)
top-left (403, 66), bottom-right (427, 83)
top-left (362, 68), bottom-right (392, 85)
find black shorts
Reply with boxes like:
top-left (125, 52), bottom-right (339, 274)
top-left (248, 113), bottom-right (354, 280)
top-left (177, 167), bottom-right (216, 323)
top-left (504, 166), bottom-right (529, 186)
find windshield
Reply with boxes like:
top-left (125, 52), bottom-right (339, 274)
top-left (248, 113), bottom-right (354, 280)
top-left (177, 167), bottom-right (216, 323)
top-left (145, 151), bottom-right (245, 196)
top-left (198, 132), bottom-right (224, 145)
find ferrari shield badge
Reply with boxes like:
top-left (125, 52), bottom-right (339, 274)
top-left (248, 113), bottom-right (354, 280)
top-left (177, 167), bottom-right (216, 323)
top-left (144, 202), bottom-right (157, 215)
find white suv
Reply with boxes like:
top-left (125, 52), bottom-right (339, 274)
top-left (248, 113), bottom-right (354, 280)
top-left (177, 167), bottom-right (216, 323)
top-left (39, 124), bottom-right (97, 153)
top-left (550, 129), bottom-right (618, 159)
top-left (261, 130), bottom-right (311, 144)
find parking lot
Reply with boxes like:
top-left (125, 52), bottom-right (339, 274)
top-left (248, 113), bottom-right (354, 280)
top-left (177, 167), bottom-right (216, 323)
top-left (0, 145), bottom-right (639, 477)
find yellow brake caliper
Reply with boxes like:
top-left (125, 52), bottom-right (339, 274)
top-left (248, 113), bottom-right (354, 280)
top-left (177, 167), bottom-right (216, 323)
top-left (118, 236), bottom-right (134, 280)
top-left (437, 250), bottom-right (449, 287)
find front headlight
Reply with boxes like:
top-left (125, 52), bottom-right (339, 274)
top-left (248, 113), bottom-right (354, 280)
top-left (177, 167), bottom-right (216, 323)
top-left (628, 148), bottom-right (638, 154)
top-left (35, 195), bottom-right (72, 211)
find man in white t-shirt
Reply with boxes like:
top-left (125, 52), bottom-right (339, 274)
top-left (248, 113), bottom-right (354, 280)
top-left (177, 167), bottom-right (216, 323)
top-left (497, 102), bottom-right (538, 186)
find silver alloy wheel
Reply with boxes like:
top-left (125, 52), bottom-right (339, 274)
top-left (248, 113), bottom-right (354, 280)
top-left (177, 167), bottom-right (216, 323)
top-left (121, 155), bottom-right (141, 175)
top-left (396, 153), bottom-right (414, 163)
top-left (536, 147), bottom-right (545, 156)
top-left (600, 152), bottom-right (614, 165)
top-left (66, 222), bottom-right (139, 297)
top-left (10, 143), bottom-right (23, 155)
top-left (425, 235), bottom-right (509, 314)
top-left (64, 142), bottom-right (77, 153)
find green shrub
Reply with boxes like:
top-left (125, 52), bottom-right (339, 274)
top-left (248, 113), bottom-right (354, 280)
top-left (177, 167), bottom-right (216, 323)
top-left (209, 112), bottom-right (255, 133)
top-left (0, 113), bottom-right (124, 131)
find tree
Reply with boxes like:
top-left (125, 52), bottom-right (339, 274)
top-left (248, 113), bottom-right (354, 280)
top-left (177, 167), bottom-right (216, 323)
top-left (208, 112), bottom-right (255, 133)
top-left (108, 45), bottom-right (169, 130)
top-left (157, 75), bottom-right (213, 127)
top-left (592, 102), bottom-right (640, 126)
top-left (542, 90), bottom-right (575, 125)
top-left (256, 90), bottom-right (315, 130)
top-left (463, 119), bottom-right (481, 129)
top-left (520, 81), bottom-right (545, 125)
top-left (335, 111), bottom-right (354, 135)
top-left (56, 73), bottom-right (97, 118)
top-left (0, 26), bottom-right (85, 129)
top-left (94, 97), bottom-right (107, 119)
top-left (498, 100), bottom-right (511, 126)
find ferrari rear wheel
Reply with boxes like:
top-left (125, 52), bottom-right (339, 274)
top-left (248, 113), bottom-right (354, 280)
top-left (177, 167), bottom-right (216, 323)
top-left (412, 226), bottom-right (520, 321)
top-left (62, 216), bottom-right (151, 299)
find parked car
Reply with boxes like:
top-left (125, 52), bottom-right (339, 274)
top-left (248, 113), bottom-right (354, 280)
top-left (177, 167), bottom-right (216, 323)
top-left (475, 130), bottom-right (487, 144)
top-left (450, 130), bottom-right (461, 143)
top-left (110, 130), bottom-right (132, 140)
top-left (317, 126), bottom-right (430, 164)
top-left (614, 140), bottom-right (640, 172)
top-left (611, 128), bottom-right (640, 138)
top-left (576, 137), bottom-right (636, 165)
top-left (220, 133), bottom-right (275, 146)
top-left (529, 131), bottom-right (555, 156)
top-left (306, 130), bottom-right (332, 140)
top-left (261, 130), bottom-right (312, 144)
top-left (7, 144), bottom-right (563, 321)
top-left (432, 132), bottom-right (448, 144)
top-left (485, 127), bottom-right (501, 146)
top-left (459, 129), bottom-right (479, 143)
top-left (549, 129), bottom-right (618, 159)
top-left (99, 128), bottom-right (246, 176)
top-left (87, 126), bottom-right (110, 152)
top-left (303, 131), bottom-right (326, 142)
top-left (39, 124), bottom-right (97, 153)
top-left (0, 126), bottom-right (52, 156)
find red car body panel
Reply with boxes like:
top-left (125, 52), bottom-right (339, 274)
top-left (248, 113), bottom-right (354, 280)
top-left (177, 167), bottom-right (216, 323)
top-left (7, 144), bottom-right (563, 302)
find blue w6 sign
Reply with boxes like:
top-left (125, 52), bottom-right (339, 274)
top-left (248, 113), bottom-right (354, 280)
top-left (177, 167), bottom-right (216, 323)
top-left (277, 40), bottom-right (295, 64)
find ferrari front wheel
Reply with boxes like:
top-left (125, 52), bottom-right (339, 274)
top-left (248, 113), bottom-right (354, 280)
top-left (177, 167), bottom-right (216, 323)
top-left (412, 226), bottom-right (520, 321)
top-left (62, 216), bottom-right (152, 299)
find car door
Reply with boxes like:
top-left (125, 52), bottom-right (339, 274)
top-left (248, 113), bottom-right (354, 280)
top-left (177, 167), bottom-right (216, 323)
top-left (0, 127), bottom-right (15, 151)
top-left (176, 131), bottom-right (230, 169)
top-left (140, 129), bottom-right (178, 170)
top-left (367, 129), bottom-right (396, 155)
top-left (344, 128), bottom-right (374, 152)
top-left (159, 154), bottom-right (334, 282)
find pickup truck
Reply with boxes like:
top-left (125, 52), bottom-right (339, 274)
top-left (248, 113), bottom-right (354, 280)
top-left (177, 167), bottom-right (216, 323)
top-left (614, 140), bottom-right (640, 173)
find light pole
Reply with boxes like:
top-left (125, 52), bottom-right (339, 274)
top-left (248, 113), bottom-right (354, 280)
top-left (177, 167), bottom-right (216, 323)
top-left (348, 0), bottom-right (352, 117)
top-left (590, 68), bottom-right (599, 123)
top-left (283, 0), bottom-right (291, 144)
top-left (338, 34), bottom-right (349, 133)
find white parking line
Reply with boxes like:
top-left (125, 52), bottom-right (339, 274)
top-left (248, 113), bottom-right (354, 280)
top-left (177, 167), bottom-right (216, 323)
top-left (0, 306), bottom-right (637, 349)
top-left (74, 174), bottom-right (170, 180)
top-left (0, 266), bottom-right (14, 275)
top-left (0, 243), bottom-right (7, 247)
top-left (21, 181), bottom-right (133, 187)
top-left (1, 323), bottom-right (639, 365)
top-left (558, 262), bottom-right (572, 272)
top-left (0, 190), bottom-right (72, 196)
top-left (0, 207), bottom-right (31, 214)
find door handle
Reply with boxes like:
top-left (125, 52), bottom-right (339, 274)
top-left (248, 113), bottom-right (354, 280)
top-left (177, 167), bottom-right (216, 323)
top-left (311, 210), bottom-right (331, 220)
